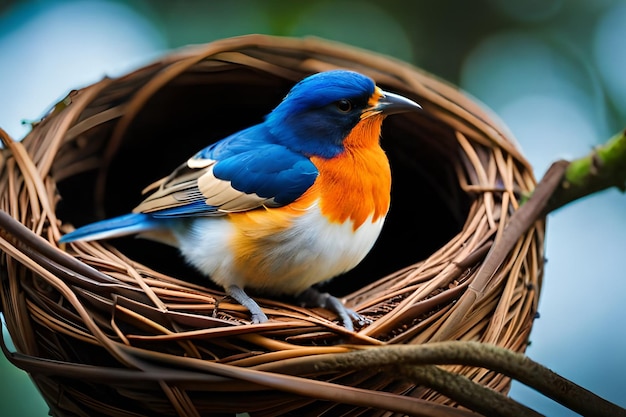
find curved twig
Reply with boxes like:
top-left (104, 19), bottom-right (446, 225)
top-left (258, 341), bottom-right (626, 417)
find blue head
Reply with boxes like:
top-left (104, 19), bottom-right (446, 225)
top-left (265, 70), bottom-right (380, 158)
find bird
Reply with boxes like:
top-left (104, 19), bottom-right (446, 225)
top-left (59, 70), bottom-right (422, 331)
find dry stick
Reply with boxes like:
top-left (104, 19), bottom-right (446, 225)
top-left (0, 210), bottom-right (128, 288)
top-left (269, 342), bottom-right (624, 417)
top-left (397, 365), bottom-right (540, 417)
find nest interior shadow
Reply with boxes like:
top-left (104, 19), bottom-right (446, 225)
top-left (56, 66), bottom-right (469, 296)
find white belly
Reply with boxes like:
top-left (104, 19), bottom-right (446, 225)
top-left (173, 205), bottom-right (385, 295)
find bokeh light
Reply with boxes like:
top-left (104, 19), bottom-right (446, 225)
top-left (460, 28), bottom-right (615, 174)
top-left (593, 1), bottom-right (626, 118)
top-left (154, 1), bottom-right (273, 47)
top-left (0, 0), bottom-right (166, 139)
top-left (288, 1), bottom-right (415, 63)
top-left (487, 0), bottom-right (565, 22)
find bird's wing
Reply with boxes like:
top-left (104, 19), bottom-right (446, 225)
top-left (133, 142), bottom-right (318, 218)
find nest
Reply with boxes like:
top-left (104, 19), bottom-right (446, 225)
top-left (0, 35), bottom-right (544, 416)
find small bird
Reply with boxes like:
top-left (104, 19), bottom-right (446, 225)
top-left (59, 70), bottom-right (421, 330)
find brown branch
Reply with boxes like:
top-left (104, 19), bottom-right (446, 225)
top-left (271, 342), bottom-right (626, 417)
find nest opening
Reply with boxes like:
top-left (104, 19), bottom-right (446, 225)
top-left (55, 66), bottom-right (470, 296)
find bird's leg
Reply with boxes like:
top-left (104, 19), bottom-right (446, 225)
top-left (226, 285), bottom-right (269, 324)
top-left (296, 287), bottom-right (370, 331)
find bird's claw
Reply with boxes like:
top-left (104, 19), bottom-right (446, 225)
top-left (348, 309), bottom-right (372, 327)
top-left (250, 311), bottom-right (269, 324)
top-left (297, 287), bottom-right (369, 331)
top-left (226, 285), bottom-right (269, 324)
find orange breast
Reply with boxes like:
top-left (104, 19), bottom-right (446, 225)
top-left (308, 114), bottom-right (391, 230)
top-left (223, 115), bottom-right (391, 290)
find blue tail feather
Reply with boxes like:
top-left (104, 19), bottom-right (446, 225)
top-left (59, 213), bottom-right (162, 243)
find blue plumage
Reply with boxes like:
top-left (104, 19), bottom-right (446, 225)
top-left (271, 70), bottom-right (375, 114)
top-left (59, 213), bottom-right (159, 242)
top-left (195, 125), bottom-right (267, 159)
top-left (150, 201), bottom-right (215, 218)
top-left (212, 145), bottom-right (317, 204)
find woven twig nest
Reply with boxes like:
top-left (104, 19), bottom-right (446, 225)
top-left (0, 35), bottom-right (543, 416)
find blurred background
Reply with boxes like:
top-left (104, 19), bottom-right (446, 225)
top-left (0, 0), bottom-right (624, 415)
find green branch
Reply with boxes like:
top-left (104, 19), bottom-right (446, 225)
top-left (546, 129), bottom-right (626, 212)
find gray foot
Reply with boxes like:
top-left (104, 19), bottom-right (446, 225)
top-left (226, 285), bottom-right (269, 324)
top-left (297, 287), bottom-right (369, 331)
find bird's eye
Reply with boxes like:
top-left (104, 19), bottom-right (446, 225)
top-left (335, 99), bottom-right (353, 113)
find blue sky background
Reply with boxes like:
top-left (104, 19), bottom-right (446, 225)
top-left (1, 1), bottom-right (625, 416)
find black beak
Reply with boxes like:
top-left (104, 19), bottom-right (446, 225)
top-left (375, 90), bottom-right (422, 115)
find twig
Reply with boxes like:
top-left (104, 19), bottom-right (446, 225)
top-left (274, 341), bottom-right (626, 417)
top-left (396, 364), bottom-right (541, 417)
